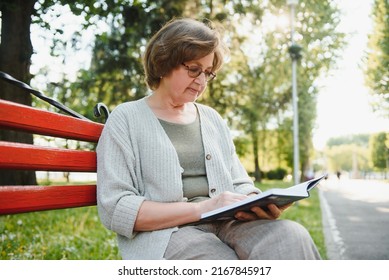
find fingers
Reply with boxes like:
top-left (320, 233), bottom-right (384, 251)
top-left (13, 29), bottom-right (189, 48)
top-left (267, 204), bottom-right (282, 219)
top-left (279, 202), bottom-right (293, 211)
top-left (234, 211), bottom-right (257, 221)
top-left (244, 203), bottom-right (286, 220)
top-left (250, 206), bottom-right (278, 220)
top-left (234, 206), bottom-right (274, 221)
top-left (217, 191), bottom-right (247, 207)
top-left (220, 195), bottom-right (292, 222)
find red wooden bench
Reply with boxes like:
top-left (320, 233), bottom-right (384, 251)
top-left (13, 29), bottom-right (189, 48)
top-left (0, 99), bottom-right (104, 215)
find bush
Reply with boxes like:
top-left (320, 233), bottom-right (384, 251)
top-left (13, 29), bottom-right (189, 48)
top-left (266, 168), bottom-right (287, 180)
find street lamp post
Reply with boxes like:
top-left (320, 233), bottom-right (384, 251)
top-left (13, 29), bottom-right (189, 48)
top-left (287, 0), bottom-right (301, 185)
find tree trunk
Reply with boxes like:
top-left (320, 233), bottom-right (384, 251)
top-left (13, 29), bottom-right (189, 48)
top-left (250, 127), bottom-right (262, 182)
top-left (0, 0), bottom-right (37, 185)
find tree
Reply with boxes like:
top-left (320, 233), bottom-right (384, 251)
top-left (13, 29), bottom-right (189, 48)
top-left (324, 134), bottom-right (373, 178)
top-left (1, 0), bottom-right (345, 185)
top-left (212, 0), bottom-right (345, 181)
top-left (364, 0), bottom-right (389, 116)
top-left (0, 0), bottom-right (37, 185)
top-left (370, 132), bottom-right (389, 176)
top-left (327, 134), bottom-right (370, 147)
top-left (325, 144), bottom-right (370, 178)
top-left (70, 0), bottom-right (345, 182)
top-left (49, 1), bottom-right (189, 119)
top-left (64, 0), bottom-right (270, 181)
top-left (0, 0), bottom-right (188, 184)
top-left (52, 1), bottom-right (266, 118)
top-left (289, 0), bottom-right (346, 180)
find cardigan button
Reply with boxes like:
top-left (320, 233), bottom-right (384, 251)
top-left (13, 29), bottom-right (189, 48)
top-left (205, 154), bottom-right (212, 160)
top-left (210, 188), bottom-right (216, 193)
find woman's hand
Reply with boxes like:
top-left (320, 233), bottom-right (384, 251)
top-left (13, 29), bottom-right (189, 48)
top-left (198, 191), bottom-right (248, 214)
top-left (199, 192), bottom-right (292, 222)
top-left (135, 191), bottom-right (261, 231)
top-left (234, 203), bottom-right (293, 221)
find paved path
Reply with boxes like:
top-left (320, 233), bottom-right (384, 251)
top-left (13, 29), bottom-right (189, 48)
top-left (319, 177), bottom-right (389, 259)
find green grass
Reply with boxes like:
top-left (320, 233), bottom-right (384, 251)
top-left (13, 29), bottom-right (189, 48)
top-left (256, 180), bottom-right (327, 259)
top-left (0, 207), bottom-right (120, 260)
top-left (1, 180), bottom-right (327, 260)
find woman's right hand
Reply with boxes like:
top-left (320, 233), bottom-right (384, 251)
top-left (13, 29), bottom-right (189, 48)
top-left (198, 191), bottom-right (248, 214)
top-left (135, 191), bottom-right (248, 232)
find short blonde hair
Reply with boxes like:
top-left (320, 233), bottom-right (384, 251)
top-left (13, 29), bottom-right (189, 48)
top-left (143, 18), bottom-right (228, 90)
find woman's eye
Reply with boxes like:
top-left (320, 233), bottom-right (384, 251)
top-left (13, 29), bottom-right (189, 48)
top-left (189, 68), bottom-right (201, 74)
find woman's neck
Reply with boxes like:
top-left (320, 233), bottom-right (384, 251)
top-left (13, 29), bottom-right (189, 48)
top-left (146, 94), bottom-right (197, 124)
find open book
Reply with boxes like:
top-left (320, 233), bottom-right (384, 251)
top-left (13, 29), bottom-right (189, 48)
top-left (200, 174), bottom-right (327, 222)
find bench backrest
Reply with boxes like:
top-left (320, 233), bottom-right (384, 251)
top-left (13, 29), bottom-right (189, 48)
top-left (0, 99), bottom-right (104, 215)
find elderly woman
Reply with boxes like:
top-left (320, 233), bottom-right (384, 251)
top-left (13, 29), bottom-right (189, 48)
top-left (96, 18), bottom-right (320, 260)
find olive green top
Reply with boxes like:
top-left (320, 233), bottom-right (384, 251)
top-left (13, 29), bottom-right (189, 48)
top-left (159, 115), bottom-right (209, 202)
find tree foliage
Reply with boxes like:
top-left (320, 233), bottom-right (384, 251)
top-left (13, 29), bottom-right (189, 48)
top-left (0, 0), bottom-right (346, 184)
top-left (215, 1), bottom-right (345, 180)
top-left (325, 144), bottom-right (370, 175)
top-left (193, 1), bottom-right (345, 181)
top-left (36, 0), bottom-right (191, 119)
top-left (370, 132), bottom-right (389, 171)
top-left (364, 0), bottom-right (389, 116)
top-left (327, 134), bottom-right (370, 148)
top-left (323, 132), bottom-right (388, 177)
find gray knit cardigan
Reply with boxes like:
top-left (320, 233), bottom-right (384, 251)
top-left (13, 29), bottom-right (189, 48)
top-left (96, 97), bottom-right (260, 259)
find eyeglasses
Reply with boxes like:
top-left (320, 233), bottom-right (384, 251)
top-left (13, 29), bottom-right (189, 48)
top-left (181, 63), bottom-right (216, 82)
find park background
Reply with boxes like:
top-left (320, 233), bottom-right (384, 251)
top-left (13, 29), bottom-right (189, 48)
top-left (0, 0), bottom-right (388, 260)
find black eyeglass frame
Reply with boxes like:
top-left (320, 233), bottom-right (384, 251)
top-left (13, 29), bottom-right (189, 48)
top-left (181, 63), bottom-right (216, 82)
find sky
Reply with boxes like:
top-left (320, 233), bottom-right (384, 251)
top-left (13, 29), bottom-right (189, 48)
top-left (312, 0), bottom-right (389, 149)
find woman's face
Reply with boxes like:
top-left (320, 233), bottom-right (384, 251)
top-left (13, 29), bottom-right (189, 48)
top-left (158, 52), bottom-right (215, 105)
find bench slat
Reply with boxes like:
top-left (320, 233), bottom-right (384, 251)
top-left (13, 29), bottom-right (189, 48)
top-left (0, 141), bottom-right (96, 172)
top-left (0, 99), bottom-right (103, 142)
top-left (0, 185), bottom-right (96, 214)
top-left (0, 99), bottom-right (102, 215)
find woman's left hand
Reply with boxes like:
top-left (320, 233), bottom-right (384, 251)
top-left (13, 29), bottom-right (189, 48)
top-left (234, 203), bottom-right (292, 221)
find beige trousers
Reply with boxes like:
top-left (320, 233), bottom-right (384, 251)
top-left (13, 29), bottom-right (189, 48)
top-left (164, 219), bottom-right (321, 260)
